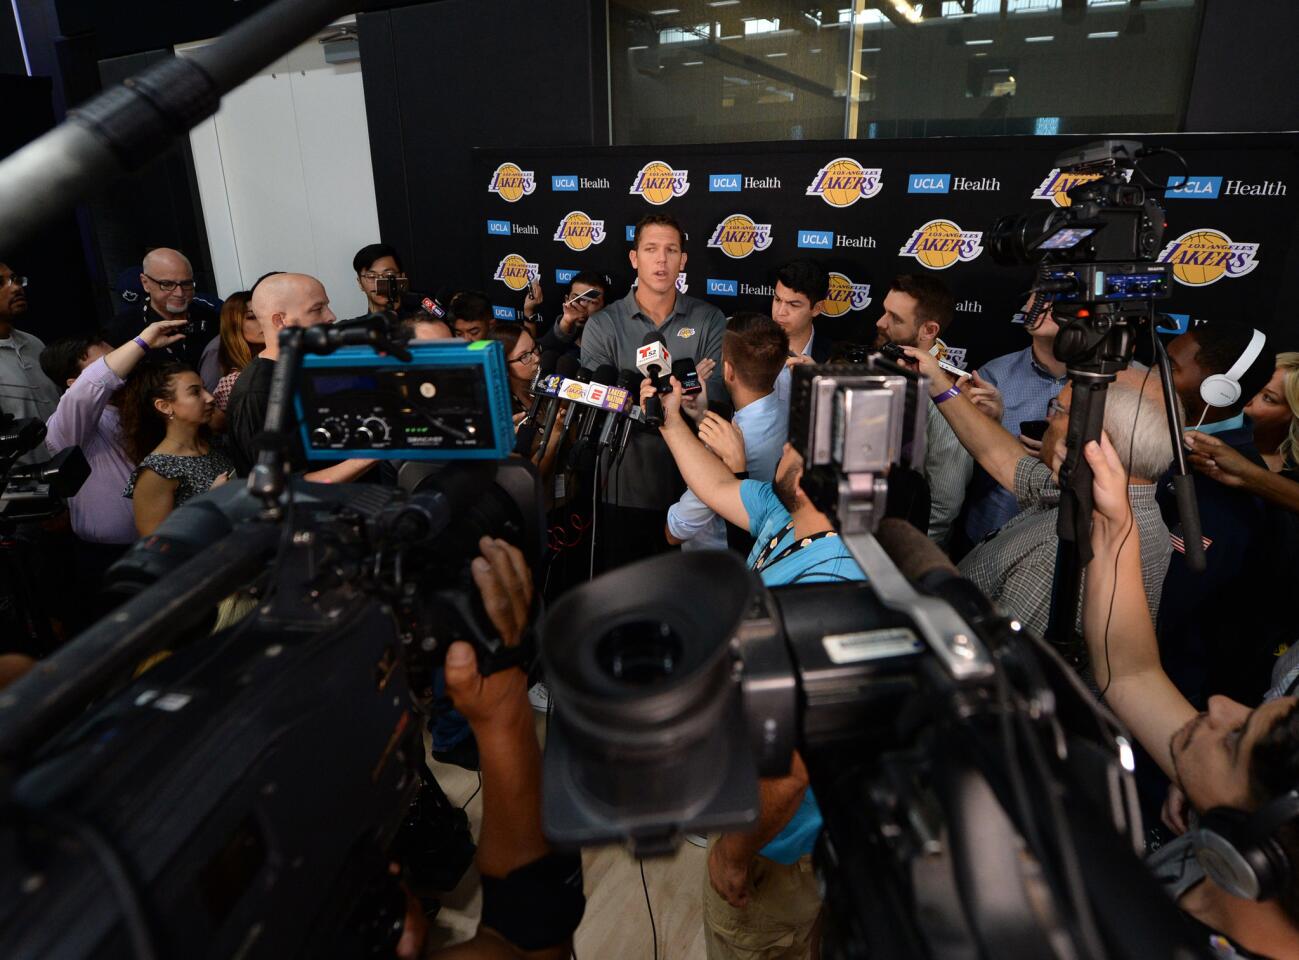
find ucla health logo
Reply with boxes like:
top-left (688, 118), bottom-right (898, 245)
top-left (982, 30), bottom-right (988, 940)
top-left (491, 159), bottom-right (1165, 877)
top-left (487, 219), bottom-right (511, 236)
top-left (492, 306), bottom-right (517, 322)
top-left (908, 173), bottom-right (951, 194)
top-left (1166, 175), bottom-right (1223, 200)
top-left (898, 219), bottom-right (983, 270)
top-left (797, 229), bottom-right (834, 250)
top-left (1031, 167), bottom-right (1132, 208)
top-left (492, 253), bottom-right (539, 292)
top-left (554, 211), bottom-right (606, 252)
top-left (805, 158), bottom-right (883, 207)
top-left (710, 173), bottom-right (742, 192)
top-left (707, 278), bottom-right (738, 297)
top-left (819, 273), bottom-right (872, 318)
top-left (551, 174), bottom-right (579, 192)
top-left (487, 162), bottom-right (536, 203)
top-left (555, 268), bottom-right (579, 284)
top-left (708, 214), bottom-right (773, 259)
top-left (629, 161), bottom-right (690, 205)
top-left (1157, 229), bottom-right (1260, 286)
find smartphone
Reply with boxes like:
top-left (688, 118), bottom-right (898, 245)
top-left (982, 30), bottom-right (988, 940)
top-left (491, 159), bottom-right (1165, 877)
top-left (565, 288), bottom-right (601, 307)
top-left (1020, 420), bottom-right (1049, 442)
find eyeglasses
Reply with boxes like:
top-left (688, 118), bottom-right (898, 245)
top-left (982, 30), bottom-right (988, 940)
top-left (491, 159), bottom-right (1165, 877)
top-left (509, 344), bottom-right (542, 365)
top-left (360, 271), bottom-right (406, 282)
top-left (1047, 398), bottom-right (1069, 419)
top-left (1, 275), bottom-right (27, 289)
top-left (143, 274), bottom-right (196, 293)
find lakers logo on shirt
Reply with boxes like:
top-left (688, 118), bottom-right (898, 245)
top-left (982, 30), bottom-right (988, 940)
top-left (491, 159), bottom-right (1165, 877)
top-left (898, 219), bottom-right (983, 270)
top-left (805, 158), bottom-right (883, 207)
top-left (1158, 229), bottom-right (1260, 286)
top-left (492, 253), bottom-right (539, 292)
top-left (487, 162), bottom-right (536, 203)
top-left (629, 161), bottom-right (690, 205)
top-left (818, 272), bottom-right (872, 317)
top-left (553, 211), bottom-right (606, 251)
top-left (708, 214), bottom-right (773, 259)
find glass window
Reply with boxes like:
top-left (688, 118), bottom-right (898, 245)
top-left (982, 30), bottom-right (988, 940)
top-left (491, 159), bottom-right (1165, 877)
top-left (608, 0), bottom-right (1204, 145)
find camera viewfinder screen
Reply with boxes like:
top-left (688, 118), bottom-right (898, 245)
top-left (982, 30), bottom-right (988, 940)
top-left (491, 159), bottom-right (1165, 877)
top-left (1039, 227), bottom-right (1096, 250)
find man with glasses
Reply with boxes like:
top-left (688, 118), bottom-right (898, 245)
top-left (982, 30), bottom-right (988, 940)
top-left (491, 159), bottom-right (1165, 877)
top-left (350, 243), bottom-right (407, 320)
top-left (0, 262), bottom-right (60, 461)
top-left (107, 247), bottom-right (218, 371)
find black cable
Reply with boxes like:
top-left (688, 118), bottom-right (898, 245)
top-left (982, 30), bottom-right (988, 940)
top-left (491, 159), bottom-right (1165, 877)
top-left (639, 858), bottom-right (658, 960)
top-left (460, 770), bottom-right (482, 811)
top-left (20, 806), bottom-right (158, 960)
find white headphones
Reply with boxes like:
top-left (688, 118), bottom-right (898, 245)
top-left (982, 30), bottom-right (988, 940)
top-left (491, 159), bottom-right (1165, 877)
top-left (1199, 327), bottom-right (1267, 409)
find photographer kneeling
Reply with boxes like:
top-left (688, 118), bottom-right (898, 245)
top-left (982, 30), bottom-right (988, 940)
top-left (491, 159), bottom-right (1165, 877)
top-left (1084, 432), bottom-right (1299, 958)
top-left (412, 536), bottom-right (585, 960)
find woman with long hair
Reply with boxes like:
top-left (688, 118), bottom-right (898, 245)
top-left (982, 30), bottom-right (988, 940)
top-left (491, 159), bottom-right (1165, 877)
top-left (1244, 351), bottom-right (1299, 473)
top-left (121, 360), bottom-right (234, 537)
top-left (212, 290), bottom-right (262, 411)
top-left (486, 323), bottom-right (542, 414)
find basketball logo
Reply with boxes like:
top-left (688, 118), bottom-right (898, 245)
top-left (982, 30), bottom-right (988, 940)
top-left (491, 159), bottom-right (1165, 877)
top-left (898, 219), bottom-right (983, 270)
top-left (487, 162), bottom-right (536, 203)
top-left (492, 253), bottom-right (539, 292)
top-left (629, 161), bottom-right (690, 205)
top-left (1031, 167), bottom-right (1131, 208)
top-left (708, 214), bottom-right (773, 259)
top-left (805, 158), bottom-right (883, 207)
top-left (1158, 229), bottom-right (1260, 286)
top-left (554, 211), bottom-right (606, 251)
top-left (819, 272), bottom-right (872, 317)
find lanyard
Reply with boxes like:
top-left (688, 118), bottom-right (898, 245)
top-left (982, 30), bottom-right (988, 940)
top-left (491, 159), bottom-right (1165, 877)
top-left (752, 520), bottom-right (837, 573)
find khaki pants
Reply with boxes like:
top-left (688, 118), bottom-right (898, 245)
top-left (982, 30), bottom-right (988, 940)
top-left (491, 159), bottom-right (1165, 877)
top-left (702, 843), bottom-right (822, 960)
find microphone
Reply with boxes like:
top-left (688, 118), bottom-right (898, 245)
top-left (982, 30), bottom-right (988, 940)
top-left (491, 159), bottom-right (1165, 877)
top-left (536, 354), bottom-right (581, 458)
top-left (560, 366), bottom-right (595, 436)
top-left (513, 349), bottom-right (562, 455)
top-left (568, 364), bottom-right (619, 471)
top-left (609, 369), bottom-right (641, 458)
top-left (671, 357), bottom-right (702, 396)
top-left (874, 518), bottom-right (996, 626)
top-left (636, 331), bottom-right (672, 427)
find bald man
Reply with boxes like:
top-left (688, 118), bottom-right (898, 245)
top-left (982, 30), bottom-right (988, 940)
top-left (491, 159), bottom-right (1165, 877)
top-left (107, 247), bottom-right (220, 371)
top-left (225, 273), bottom-right (373, 484)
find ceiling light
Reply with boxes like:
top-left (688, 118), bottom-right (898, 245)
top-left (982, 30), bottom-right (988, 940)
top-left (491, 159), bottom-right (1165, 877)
top-left (707, 0), bottom-right (741, 5)
top-left (810, 47), bottom-right (822, 53)
top-left (719, 33), bottom-right (742, 39)
top-left (965, 38), bottom-right (993, 45)
top-left (628, 44), bottom-right (649, 51)
top-left (862, 46), bottom-right (881, 52)
top-left (890, 0), bottom-right (924, 23)
top-left (1024, 34), bottom-right (1054, 42)
top-left (650, 7), bottom-right (681, 14)
top-left (683, 60), bottom-right (703, 65)
top-left (766, 51), bottom-right (788, 57)
top-left (1087, 30), bottom-right (1119, 38)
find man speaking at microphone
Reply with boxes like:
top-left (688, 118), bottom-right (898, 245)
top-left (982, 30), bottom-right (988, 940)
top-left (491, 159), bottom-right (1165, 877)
top-left (579, 213), bottom-right (726, 571)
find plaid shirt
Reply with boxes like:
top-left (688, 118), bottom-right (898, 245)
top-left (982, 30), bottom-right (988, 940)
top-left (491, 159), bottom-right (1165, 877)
top-left (958, 456), bottom-right (1170, 641)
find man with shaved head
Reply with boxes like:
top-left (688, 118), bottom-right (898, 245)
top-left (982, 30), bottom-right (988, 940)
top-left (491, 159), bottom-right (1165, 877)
top-left (107, 247), bottom-right (220, 370)
top-left (225, 273), bottom-right (373, 484)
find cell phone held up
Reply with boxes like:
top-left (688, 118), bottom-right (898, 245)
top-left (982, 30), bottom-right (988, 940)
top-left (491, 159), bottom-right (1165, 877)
top-left (1019, 420), bottom-right (1049, 442)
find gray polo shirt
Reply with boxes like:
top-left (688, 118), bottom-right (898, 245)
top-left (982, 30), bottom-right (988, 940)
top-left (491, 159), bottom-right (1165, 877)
top-left (579, 290), bottom-right (727, 510)
top-left (0, 327), bottom-right (60, 464)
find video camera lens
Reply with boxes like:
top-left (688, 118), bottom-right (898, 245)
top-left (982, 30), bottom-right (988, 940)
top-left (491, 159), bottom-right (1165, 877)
top-left (986, 209), bottom-right (1072, 265)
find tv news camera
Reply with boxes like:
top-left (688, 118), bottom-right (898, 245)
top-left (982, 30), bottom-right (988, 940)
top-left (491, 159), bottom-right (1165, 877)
top-left (541, 357), bottom-right (1206, 959)
top-left (985, 138), bottom-right (1206, 651)
top-left (0, 326), bottom-right (545, 959)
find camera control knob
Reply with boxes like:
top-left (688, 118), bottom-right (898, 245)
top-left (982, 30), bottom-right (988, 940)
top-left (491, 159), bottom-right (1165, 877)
top-left (311, 417), bottom-right (348, 447)
top-left (356, 416), bottom-right (390, 444)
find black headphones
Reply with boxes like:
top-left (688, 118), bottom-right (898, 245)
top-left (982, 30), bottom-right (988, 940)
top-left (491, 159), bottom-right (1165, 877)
top-left (1192, 789), bottom-right (1299, 901)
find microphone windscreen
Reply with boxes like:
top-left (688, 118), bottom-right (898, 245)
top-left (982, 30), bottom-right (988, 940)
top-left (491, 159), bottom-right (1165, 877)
top-left (555, 354), bottom-right (581, 378)
top-left (575, 366), bottom-right (595, 382)
top-left (593, 363), bottom-right (618, 385)
top-left (616, 369), bottom-right (641, 389)
top-left (538, 349), bottom-right (561, 376)
top-left (874, 518), bottom-right (958, 584)
top-left (641, 329), bottom-right (668, 346)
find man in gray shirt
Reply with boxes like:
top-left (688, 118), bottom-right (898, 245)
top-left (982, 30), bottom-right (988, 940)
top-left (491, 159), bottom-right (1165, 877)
top-left (0, 262), bottom-right (60, 464)
top-left (573, 214), bottom-right (726, 571)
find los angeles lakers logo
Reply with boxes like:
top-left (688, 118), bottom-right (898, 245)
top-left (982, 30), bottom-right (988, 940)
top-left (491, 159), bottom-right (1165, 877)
top-left (1158, 229), bottom-right (1260, 286)
top-left (492, 253), bottom-right (539, 292)
top-left (819, 272), bottom-right (872, 317)
top-left (553, 211), bottom-right (606, 251)
top-left (629, 161), bottom-right (690, 205)
top-left (898, 219), bottom-right (983, 270)
top-left (708, 214), bottom-right (773, 259)
top-left (1031, 167), bottom-right (1132, 208)
top-left (487, 162), bottom-right (536, 203)
top-left (805, 158), bottom-right (883, 207)
top-left (633, 273), bottom-right (690, 294)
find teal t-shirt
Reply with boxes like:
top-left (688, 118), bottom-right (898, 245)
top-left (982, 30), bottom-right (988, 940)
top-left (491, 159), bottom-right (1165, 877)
top-left (738, 479), bottom-right (865, 864)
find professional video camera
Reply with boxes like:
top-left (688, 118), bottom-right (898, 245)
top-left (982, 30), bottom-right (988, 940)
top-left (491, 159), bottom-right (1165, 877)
top-left (541, 358), bottom-right (1205, 959)
top-left (0, 331), bottom-right (545, 959)
top-left (986, 139), bottom-right (1204, 649)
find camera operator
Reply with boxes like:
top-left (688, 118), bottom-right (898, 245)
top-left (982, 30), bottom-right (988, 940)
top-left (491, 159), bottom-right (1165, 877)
top-left (956, 291), bottom-right (1069, 552)
top-left (873, 275), bottom-right (972, 550)
top-left (225, 273), bottom-right (374, 483)
top-left (350, 242), bottom-right (407, 321)
top-left (1083, 432), bottom-right (1299, 959)
top-left (417, 536), bottom-right (584, 960)
top-left (900, 345), bottom-right (1173, 643)
top-left (643, 372), bottom-right (862, 959)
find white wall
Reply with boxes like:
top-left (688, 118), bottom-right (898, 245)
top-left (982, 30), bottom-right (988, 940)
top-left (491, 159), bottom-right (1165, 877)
top-left (181, 25), bottom-right (380, 319)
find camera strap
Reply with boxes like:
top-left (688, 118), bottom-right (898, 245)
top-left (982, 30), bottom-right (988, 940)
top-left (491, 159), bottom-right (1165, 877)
top-left (752, 520), bottom-right (837, 574)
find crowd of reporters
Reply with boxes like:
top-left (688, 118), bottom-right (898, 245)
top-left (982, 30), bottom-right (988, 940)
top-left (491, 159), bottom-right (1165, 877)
top-left (2, 210), bottom-right (1298, 959)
